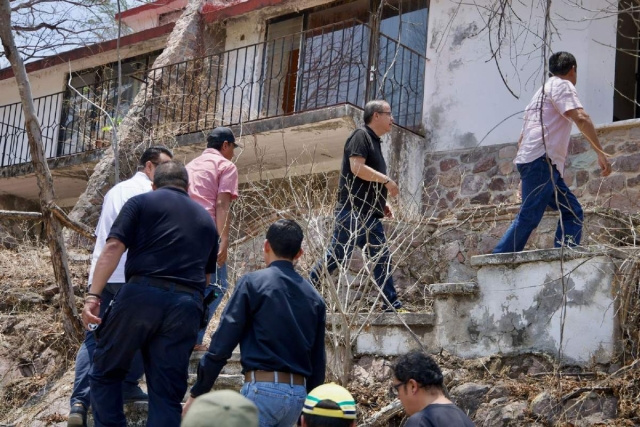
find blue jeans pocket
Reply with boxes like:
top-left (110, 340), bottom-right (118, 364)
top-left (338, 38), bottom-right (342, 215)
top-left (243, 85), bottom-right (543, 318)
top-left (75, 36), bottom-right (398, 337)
top-left (242, 383), bottom-right (303, 427)
top-left (517, 162), bottom-right (531, 178)
top-left (250, 386), bottom-right (287, 426)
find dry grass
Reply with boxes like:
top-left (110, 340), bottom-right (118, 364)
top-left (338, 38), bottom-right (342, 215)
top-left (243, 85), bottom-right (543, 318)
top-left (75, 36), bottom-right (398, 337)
top-left (0, 238), bottom-right (89, 422)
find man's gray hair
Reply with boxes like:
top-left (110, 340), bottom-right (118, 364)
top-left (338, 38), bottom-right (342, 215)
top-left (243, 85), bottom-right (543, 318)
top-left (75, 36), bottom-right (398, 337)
top-left (363, 100), bottom-right (389, 125)
top-left (153, 160), bottom-right (189, 190)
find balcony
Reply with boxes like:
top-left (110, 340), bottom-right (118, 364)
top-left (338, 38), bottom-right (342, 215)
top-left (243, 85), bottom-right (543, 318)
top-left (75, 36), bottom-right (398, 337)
top-left (0, 19), bottom-right (426, 202)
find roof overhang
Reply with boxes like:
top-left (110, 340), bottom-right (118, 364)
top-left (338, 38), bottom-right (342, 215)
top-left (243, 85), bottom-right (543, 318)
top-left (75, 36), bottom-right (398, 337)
top-left (116, 0), bottom-right (188, 28)
top-left (200, 0), bottom-right (290, 23)
top-left (0, 23), bottom-right (175, 81)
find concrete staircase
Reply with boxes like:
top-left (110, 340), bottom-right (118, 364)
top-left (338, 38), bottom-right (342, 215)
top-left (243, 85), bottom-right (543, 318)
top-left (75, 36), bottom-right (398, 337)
top-left (85, 247), bottom-right (618, 426)
top-left (327, 282), bottom-right (478, 357)
top-left (338, 247), bottom-right (621, 366)
top-left (87, 350), bottom-right (242, 426)
top-left (93, 286), bottom-right (478, 426)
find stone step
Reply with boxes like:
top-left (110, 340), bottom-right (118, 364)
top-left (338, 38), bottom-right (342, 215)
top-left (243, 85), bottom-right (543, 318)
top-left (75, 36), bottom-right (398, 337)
top-left (186, 373), bottom-right (244, 391)
top-left (87, 374), bottom-right (245, 426)
top-left (87, 351), bottom-right (242, 426)
top-left (325, 312), bottom-right (437, 357)
top-left (326, 311), bottom-right (436, 327)
top-left (189, 350), bottom-right (241, 375)
top-left (87, 402), bottom-right (149, 427)
top-left (427, 282), bottom-right (478, 297)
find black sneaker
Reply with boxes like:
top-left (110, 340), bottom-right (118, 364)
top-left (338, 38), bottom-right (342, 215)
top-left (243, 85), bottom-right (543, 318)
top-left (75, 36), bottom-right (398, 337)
top-left (67, 403), bottom-right (87, 427)
top-left (123, 385), bottom-right (149, 403)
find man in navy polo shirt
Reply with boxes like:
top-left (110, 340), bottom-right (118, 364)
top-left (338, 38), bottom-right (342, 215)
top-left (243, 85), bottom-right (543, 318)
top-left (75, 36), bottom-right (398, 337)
top-left (81, 161), bottom-right (218, 427)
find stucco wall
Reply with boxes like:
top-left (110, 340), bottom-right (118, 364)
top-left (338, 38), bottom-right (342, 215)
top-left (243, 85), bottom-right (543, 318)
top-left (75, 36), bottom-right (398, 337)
top-left (351, 249), bottom-right (620, 364)
top-left (424, 0), bottom-right (617, 151)
top-left (0, 36), bottom-right (168, 105)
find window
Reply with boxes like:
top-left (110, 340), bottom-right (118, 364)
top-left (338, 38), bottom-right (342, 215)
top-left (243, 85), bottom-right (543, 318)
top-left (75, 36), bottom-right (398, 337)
top-left (299, 3), bottom-right (371, 110)
top-left (261, 0), bottom-right (427, 131)
top-left (613, 1), bottom-right (639, 121)
top-left (58, 50), bottom-right (162, 155)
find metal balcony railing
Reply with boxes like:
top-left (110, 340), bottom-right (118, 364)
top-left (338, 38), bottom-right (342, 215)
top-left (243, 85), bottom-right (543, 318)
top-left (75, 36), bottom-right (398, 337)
top-left (0, 19), bottom-right (426, 169)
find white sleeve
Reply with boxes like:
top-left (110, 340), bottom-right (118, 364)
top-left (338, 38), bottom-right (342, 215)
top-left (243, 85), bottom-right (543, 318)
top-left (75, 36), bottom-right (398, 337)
top-left (88, 189), bottom-right (121, 285)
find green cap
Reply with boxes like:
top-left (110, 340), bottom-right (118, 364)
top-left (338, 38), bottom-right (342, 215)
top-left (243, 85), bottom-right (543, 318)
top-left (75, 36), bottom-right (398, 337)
top-left (181, 390), bottom-right (259, 427)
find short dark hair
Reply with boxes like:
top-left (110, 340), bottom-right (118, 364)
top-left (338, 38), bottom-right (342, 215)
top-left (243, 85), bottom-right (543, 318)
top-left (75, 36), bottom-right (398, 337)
top-left (549, 52), bottom-right (577, 77)
top-left (265, 219), bottom-right (303, 260)
top-left (392, 350), bottom-right (444, 391)
top-left (139, 146), bottom-right (173, 167)
top-left (207, 127), bottom-right (236, 150)
top-left (304, 401), bottom-right (354, 427)
top-left (153, 160), bottom-right (189, 190)
top-left (363, 100), bottom-right (389, 125)
top-left (207, 139), bottom-right (224, 150)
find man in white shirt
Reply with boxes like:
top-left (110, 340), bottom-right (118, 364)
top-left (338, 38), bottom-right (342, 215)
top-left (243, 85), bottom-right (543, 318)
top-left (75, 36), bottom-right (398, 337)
top-left (493, 52), bottom-right (612, 253)
top-left (68, 146), bottom-right (173, 427)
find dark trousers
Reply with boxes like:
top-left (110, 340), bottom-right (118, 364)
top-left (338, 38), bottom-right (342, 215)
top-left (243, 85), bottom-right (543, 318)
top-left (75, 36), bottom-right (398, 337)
top-left (309, 208), bottom-right (399, 306)
top-left (196, 263), bottom-right (228, 345)
top-left (89, 281), bottom-right (203, 427)
top-left (493, 156), bottom-right (584, 253)
top-left (70, 283), bottom-right (145, 408)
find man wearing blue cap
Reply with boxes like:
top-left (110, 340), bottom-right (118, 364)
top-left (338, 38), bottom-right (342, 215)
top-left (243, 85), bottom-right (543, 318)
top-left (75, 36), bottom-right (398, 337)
top-left (186, 126), bottom-right (240, 350)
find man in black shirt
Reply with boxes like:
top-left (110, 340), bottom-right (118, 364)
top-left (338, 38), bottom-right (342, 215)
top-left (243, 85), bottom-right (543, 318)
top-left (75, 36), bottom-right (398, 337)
top-left (391, 350), bottom-right (475, 427)
top-left (184, 219), bottom-right (326, 427)
top-left (310, 100), bottom-right (403, 311)
top-left (81, 161), bottom-right (218, 427)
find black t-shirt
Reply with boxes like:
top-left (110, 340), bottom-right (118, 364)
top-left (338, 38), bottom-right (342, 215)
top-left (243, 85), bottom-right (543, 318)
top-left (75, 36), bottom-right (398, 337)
top-left (404, 404), bottom-right (475, 427)
top-left (337, 126), bottom-right (388, 218)
top-left (108, 186), bottom-right (219, 292)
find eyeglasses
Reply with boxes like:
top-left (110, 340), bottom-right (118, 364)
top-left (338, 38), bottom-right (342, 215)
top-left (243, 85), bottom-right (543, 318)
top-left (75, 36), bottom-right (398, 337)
top-left (388, 381), bottom-right (407, 398)
top-left (378, 111), bottom-right (394, 118)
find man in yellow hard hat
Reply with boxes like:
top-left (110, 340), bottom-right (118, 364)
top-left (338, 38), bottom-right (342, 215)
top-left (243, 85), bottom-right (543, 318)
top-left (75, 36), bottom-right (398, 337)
top-left (301, 383), bottom-right (357, 427)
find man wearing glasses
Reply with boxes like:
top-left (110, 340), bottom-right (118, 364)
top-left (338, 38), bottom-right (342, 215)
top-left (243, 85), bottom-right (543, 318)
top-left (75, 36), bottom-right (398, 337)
top-left (391, 350), bottom-right (474, 426)
top-left (186, 127), bottom-right (240, 350)
top-left (310, 100), bottom-right (404, 312)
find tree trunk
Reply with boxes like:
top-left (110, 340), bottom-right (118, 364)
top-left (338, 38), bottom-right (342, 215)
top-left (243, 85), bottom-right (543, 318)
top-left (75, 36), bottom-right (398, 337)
top-left (0, 0), bottom-right (83, 339)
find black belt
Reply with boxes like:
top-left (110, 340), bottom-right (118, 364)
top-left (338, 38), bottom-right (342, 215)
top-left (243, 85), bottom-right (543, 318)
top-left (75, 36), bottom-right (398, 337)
top-left (129, 276), bottom-right (202, 297)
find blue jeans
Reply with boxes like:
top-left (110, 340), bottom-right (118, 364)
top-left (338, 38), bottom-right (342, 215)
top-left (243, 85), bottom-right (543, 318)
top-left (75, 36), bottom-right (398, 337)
top-left (196, 263), bottom-right (228, 345)
top-left (89, 281), bottom-right (203, 427)
top-left (493, 156), bottom-right (584, 254)
top-left (240, 381), bottom-right (306, 427)
top-left (70, 283), bottom-right (145, 408)
top-left (309, 208), bottom-right (399, 307)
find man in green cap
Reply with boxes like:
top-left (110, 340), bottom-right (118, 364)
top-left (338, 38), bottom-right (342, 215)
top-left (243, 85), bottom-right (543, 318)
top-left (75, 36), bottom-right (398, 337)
top-left (181, 390), bottom-right (258, 427)
top-left (301, 383), bottom-right (357, 427)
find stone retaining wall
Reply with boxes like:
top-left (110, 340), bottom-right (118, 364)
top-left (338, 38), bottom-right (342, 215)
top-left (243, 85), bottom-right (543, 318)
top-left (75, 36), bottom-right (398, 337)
top-left (423, 119), bottom-right (640, 215)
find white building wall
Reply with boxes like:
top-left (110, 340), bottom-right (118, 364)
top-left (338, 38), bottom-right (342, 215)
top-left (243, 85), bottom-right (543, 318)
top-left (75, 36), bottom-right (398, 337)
top-left (0, 36), bottom-right (167, 104)
top-left (423, 0), bottom-right (617, 151)
top-left (219, 16), bottom-right (268, 124)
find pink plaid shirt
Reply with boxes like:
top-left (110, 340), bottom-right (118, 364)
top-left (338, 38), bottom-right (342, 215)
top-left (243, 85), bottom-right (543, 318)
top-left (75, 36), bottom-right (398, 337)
top-left (186, 148), bottom-right (239, 222)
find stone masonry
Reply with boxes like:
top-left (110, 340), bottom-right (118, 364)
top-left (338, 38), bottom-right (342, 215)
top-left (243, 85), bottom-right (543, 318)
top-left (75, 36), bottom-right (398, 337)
top-left (422, 119), bottom-right (640, 216)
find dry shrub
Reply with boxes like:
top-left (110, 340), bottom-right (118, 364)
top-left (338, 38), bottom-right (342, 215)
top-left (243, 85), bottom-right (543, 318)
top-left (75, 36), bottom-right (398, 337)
top-left (0, 238), bottom-right (89, 421)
